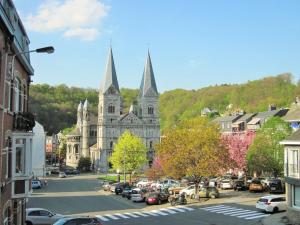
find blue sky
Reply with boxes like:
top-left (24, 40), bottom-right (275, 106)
top-left (14, 0), bottom-right (300, 92)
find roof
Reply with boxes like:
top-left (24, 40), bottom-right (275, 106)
top-left (235, 113), bottom-right (256, 122)
top-left (99, 47), bottom-right (120, 94)
top-left (139, 51), bottom-right (158, 97)
top-left (213, 115), bottom-right (241, 123)
top-left (281, 128), bottom-right (300, 142)
top-left (247, 118), bottom-right (261, 125)
top-left (67, 128), bottom-right (81, 136)
top-left (283, 105), bottom-right (300, 122)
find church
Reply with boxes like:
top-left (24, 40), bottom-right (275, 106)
top-left (66, 47), bottom-right (160, 172)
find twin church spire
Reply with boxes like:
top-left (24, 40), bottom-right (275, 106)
top-left (100, 47), bottom-right (158, 97)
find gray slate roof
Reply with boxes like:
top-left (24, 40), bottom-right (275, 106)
top-left (213, 115), bottom-right (241, 123)
top-left (282, 128), bottom-right (300, 142)
top-left (100, 47), bottom-right (120, 94)
top-left (139, 51), bottom-right (158, 97)
top-left (283, 104), bottom-right (300, 122)
top-left (235, 113), bottom-right (256, 123)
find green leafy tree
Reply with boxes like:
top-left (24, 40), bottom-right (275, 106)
top-left (78, 157), bottom-right (91, 172)
top-left (109, 131), bottom-right (147, 179)
top-left (157, 117), bottom-right (232, 199)
top-left (246, 117), bottom-right (292, 177)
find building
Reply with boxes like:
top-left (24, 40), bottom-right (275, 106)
top-left (32, 122), bottom-right (46, 177)
top-left (280, 129), bottom-right (300, 224)
top-left (46, 135), bottom-right (59, 165)
top-left (66, 48), bottom-right (160, 172)
top-left (0, 1), bottom-right (35, 224)
top-left (283, 97), bottom-right (300, 131)
top-left (213, 114), bottom-right (242, 133)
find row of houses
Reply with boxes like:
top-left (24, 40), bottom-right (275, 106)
top-left (212, 100), bottom-right (300, 224)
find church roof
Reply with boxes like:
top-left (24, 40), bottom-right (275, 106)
top-left (139, 51), bottom-right (158, 97)
top-left (100, 47), bottom-right (120, 94)
top-left (83, 99), bottom-right (88, 110)
top-left (77, 101), bottom-right (83, 111)
top-left (67, 128), bottom-right (81, 136)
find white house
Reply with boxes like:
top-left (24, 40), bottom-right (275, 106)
top-left (32, 121), bottom-right (46, 177)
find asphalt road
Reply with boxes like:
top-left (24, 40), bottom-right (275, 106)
top-left (27, 174), bottom-right (279, 225)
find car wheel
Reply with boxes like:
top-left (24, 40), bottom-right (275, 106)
top-left (26, 221), bottom-right (33, 225)
top-left (273, 207), bottom-right (279, 213)
top-left (171, 200), bottom-right (176, 206)
top-left (210, 195), bottom-right (216, 199)
top-left (190, 194), bottom-right (195, 199)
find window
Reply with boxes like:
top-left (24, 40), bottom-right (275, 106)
top-left (294, 186), bottom-right (300, 208)
top-left (108, 105), bottom-right (115, 114)
top-left (99, 106), bottom-right (103, 114)
top-left (288, 149), bottom-right (299, 178)
top-left (15, 138), bottom-right (25, 175)
top-left (150, 141), bottom-right (153, 149)
top-left (28, 210), bottom-right (40, 216)
top-left (3, 206), bottom-right (11, 225)
top-left (148, 106), bottom-right (154, 115)
top-left (14, 78), bottom-right (21, 112)
top-left (74, 145), bottom-right (79, 154)
top-left (68, 145), bottom-right (72, 154)
top-left (110, 141), bottom-right (113, 149)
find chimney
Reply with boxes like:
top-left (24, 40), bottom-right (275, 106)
top-left (268, 104), bottom-right (276, 111)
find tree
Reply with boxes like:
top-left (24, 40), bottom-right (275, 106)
top-left (221, 131), bottom-right (256, 172)
top-left (246, 117), bottom-right (292, 177)
top-left (109, 131), bottom-right (147, 180)
top-left (78, 157), bottom-right (91, 172)
top-left (145, 157), bottom-right (164, 181)
top-left (157, 117), bottom-right (232, 198)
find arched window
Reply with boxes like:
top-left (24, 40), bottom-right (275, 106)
top-left (149, 141), bottom-right (153, 149)
top-left (68, 145), bottom-right (72, 154)
top-left (108, 105), bottom-right (115, 114)
top-left (148, 106), bottom-right (154, 115)
top-left (110, 141), bottom-right (113, 149)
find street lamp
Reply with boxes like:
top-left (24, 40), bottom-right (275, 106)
top-left (10, 46), bottom-right (55, 80)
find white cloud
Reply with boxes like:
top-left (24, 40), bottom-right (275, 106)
top-left (25, 0), bottom-right (110, 41)
top-left (63, 28), bottom-right (99, 41)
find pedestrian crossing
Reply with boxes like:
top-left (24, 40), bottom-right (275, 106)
top-left (96, 206), bottom-right (194, 222)
top-left (200, 204), bottom-right (270, 220)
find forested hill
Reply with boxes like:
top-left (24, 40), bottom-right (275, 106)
top-left (29, 73), bottom-right (300, 135)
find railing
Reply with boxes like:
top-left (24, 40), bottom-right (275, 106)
top-left (13, 112), bottom-right (35, 131)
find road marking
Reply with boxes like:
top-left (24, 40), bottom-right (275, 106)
top-left (124, 212), bottom-right (140, 218)
top-left (168, 207), bottom-right (185, 212)
top-left (160, 208), bottom-right (177, 214)
top-left (203, 206), bottom-right (234, 212)
top-left (223, 209), bottom-right (252, 215)
top-left (214, 208), bottom-right (242, 213)
top-left (228, 210), bottom-right (256, 216)
top-left (237, 212), bottom-right (265, 218)
top-left (177, 206), bottom-right (194, 211)
top-left (96, 215), bottom-right (109, 222)
top-left (202, 205), bottom-right (226, 209)
top-left (150, 210), bottom-right (168, 216)
top-left (245, 214), bottom-right (270, 220)
top-left (132, 212), bottom-right (149, 217)
top-left (142, 211), bottom-right (160, 216)
top-left (114, 213), bottom-right (130, 219)
top-left (104, 214), bottom-right (120, 220)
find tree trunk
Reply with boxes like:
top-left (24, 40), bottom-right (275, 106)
top-left (194, 181), bottom-right (200, 200)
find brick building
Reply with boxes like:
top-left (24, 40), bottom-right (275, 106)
top-left (0, 1), bottom-right (35, 224)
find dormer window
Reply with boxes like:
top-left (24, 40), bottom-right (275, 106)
top-left (148, 106), bottom-right (154, 115)
top-left (108, 105), bottom-right (115, 114)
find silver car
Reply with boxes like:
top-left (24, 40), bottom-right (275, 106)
top-left (26, 208), bottom-right (64, 225)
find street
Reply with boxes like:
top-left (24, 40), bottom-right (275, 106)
top-left (28, 174), bottom-right (279, 225)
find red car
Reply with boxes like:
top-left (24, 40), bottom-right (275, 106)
top-left (146, 192), bottom-right (169, 205)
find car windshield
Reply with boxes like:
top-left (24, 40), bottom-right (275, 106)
top-left (258, 198), bottom-right (268, 203)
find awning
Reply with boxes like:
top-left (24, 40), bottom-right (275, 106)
top-left (247, 118), bottom-right (261, 125)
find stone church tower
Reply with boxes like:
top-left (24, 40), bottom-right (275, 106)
top-left (66, 47), bottom-right (160, 172)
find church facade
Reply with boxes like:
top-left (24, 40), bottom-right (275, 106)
top-left (66, 48), bottom-right (160, 172)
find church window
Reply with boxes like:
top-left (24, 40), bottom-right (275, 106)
top-left (150, 141), bottom-right (153, 149)
top-left (74, 144), bottom-right (79, 154)
top-left (100, 106), bottom-right (103, 114)
top-left (148, 106), bottom-right (154, 115)
top-left (110, 141), bottom-right (113, 149)
top-left (68, 145), bottom-right (71, 154)
top-left (108, 105), bottom-right (115, 114)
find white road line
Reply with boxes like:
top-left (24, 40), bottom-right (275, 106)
top-left (237, 213), bottom-right (265, 218)
top-left (202, 205), bottom-right (227, 210)
top-left (124, 212), bottom-right (140, 218)
top-left (229, 211), bottom-right (259, 217)
top-left (104, 214), bottom-right (120, 220)
top-left (215, 208), bottom-right (243, 214)
top-left (223, 209), bottom-right (252, 215)
top-left (203, 206), bottom-right (234, 211)
top-left (177, 206), bottom-right (194, 211)
top-left (150, 210), bottom-right (168, 216)
top-left (207, 207), bottom-right (236, 212)
top-left (132, 212), bottom-right (149, 217)
top-left (160, 208), bottom-right (177, 214)
top-left (168, 207), bottom-right (185, 212)
top-left (245, 214), bottom-right (270, 220)
top-left (142, 211), bottom-right (160, 216)
top-left (96, 215), bottom-right (109, 222)
top-left (114, 213), bottom-right (130, 219)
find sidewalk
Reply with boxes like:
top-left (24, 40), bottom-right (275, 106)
top-left (262, 212), bottom-right (291, 225)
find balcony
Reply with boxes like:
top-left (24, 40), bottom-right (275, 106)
top-left (13, 112), bottom-right (35, 132)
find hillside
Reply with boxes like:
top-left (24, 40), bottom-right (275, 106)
top-left (29, 73), bottom-right (300, 135)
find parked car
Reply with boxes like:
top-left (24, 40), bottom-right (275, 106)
top-left (269, 179), bottom-right (285, 194)
top-left (102, 181), bottom-right (111, 191)
top-left (249, 179), bottom-right (264, 192)
top-left (168, 185), bottom-right (185, 195)
top-left (220, 179), bottom-right (233, 189)
top-left (32, 180), bottom-right (42, 189)
top-left (26, 208), bottom-right (64, 225)
top-left (191, 186), bottom-right (219, 199)
top-left (58, 172), bottom-right (67, 178)
top-left (146, 192), bottom-right (169, 205)
top-left (121, 186), bottom-right (133, 198)
top-left (115, 182), bottom-right (129, 195)
top-left (64, 168), bottom-right (80, 175)
top-left (53, 216), bottom-right (102, 225)
top-left (109, 183), bottom-right (117, 193)
top-left (136, 178), bottom-right (151, 188)
top-left (131, 188), bottom-right (148, 202)
top-left (233, 180), bottom-right (247, 191)
top-left (256, 195), bottom-right (287, 213)
top-left (179, 184), bottom-right (202, 198)
top-left (154, 179), bottom-right (180, 189)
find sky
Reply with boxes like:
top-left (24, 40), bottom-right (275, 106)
top-left (13, 0), bottom-right (300, 92)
